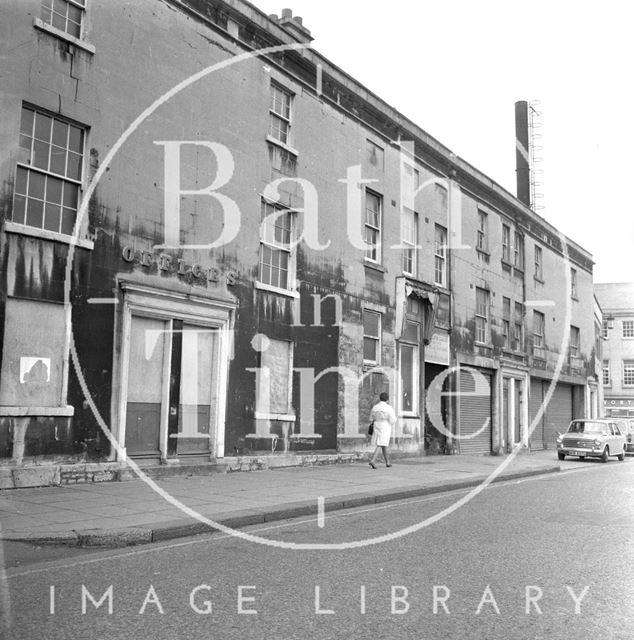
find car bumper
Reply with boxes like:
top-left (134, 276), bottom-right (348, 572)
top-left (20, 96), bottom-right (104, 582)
top-left (557, 444), bottom-right (604, 457)
top-left (625, 442), bottom-right (634, 453)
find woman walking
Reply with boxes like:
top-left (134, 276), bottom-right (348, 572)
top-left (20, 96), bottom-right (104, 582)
top-left (368, 392), bottom-right (396, 468)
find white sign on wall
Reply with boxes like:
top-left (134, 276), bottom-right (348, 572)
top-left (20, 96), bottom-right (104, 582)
top-left (20, 357), bottom-right (51, 383)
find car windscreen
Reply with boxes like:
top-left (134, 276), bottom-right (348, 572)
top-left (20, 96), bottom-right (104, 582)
top-left (567, 422), bottom-right (605, 434)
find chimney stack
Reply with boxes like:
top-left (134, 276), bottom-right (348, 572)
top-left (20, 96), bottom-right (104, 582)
top-left (270, 8), bottom-right (313, 44)
top-left (515, 100), bottom-right (531, 208)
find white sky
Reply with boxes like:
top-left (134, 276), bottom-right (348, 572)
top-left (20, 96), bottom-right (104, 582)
top-left (253, 0), bottom-right (633, 284)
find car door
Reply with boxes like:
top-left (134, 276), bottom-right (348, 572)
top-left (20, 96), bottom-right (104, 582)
top-left (609, 422), bottom-right (619, 455)
top-left (612, 422), bottom-right (624, 454)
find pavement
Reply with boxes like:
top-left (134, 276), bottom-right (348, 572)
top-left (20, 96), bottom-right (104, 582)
top-left (0, 450), bottom-right (560, 547)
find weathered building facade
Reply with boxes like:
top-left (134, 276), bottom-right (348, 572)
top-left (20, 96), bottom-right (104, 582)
top-left (595, 283), bottom-right (634, 418)
top-left (0, 0), bottom-right (597, 486)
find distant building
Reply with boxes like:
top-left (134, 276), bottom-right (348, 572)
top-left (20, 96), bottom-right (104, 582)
top-left (595, 283), bottom-right (634, 418)
top-left (0, 0), bottom-right (597, 486)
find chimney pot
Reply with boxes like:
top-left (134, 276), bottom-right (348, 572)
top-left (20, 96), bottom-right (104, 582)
top-left (273, 7), bottom-right (313, 43)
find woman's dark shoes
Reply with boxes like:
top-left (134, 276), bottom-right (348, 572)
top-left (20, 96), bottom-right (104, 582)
top-left (386, 463), bottom-right (392, 467)
top-left (369, 461), bottom-right (377, 469)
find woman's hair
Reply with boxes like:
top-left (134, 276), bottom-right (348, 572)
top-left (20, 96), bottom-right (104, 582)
top-left (379, 392), bottom-right (389, 402)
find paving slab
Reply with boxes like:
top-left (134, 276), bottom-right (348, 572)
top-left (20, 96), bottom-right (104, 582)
top-left (0, 450), bottom-right (561, 546)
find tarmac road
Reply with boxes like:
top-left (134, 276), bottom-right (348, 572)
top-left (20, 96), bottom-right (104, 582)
top-left (4, 459), bottom-right (634, 640)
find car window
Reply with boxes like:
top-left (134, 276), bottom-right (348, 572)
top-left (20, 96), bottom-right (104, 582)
top-left (614, 425), bottom-right (622, 435)
top-left (568, 421), bottom-right (604, 434)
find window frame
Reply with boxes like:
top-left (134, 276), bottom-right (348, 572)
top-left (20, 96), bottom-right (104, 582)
top-left (434, 224), bottom-right (447, 286)
top-left (34, 0), bottom-right (95, 53)
top-left (363, 309), bottom-right (382, 365)
top-left (475, 287), bottom-right (489, 345)
top-left (502, 297), bottom-right (511, 350)
top-left (570, 268), bottom-right (578, 299)
top-left (622, 320), bottom-right (634, 338)
top-left (401, 207), bottom-right (418, 276)
top-left (476, 210), bottom-right (488, 252)
top-left (11, 104), bottom-right (93, 247)
top-left (502, 224), bottom-right (511, 263)
top-left (569, 325), bottom-right (580, 358)
top-left (513, 302), bottom-right (524, 351)
top-left (257, 198), bottom-right (296, 295)
top-left (398, 318), bottom-right (420, 416)
top-left (364, 189), bottom-right (383, 264)
top-left (602, 360), bottom-right (610, 386)
top-left (533, 310), bottom-right (545, 349)
top-left (623, 361), bottom-right (634, 387)
top-left (534, 244), bottom-right (543, 280)
top-left (268, 83), bottom-right (293, 148)
top-left (513, 231), bottom-right (524, 270)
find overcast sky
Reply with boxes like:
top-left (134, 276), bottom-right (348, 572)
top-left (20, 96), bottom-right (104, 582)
top-left (253, 0), bottom-right (633, 284)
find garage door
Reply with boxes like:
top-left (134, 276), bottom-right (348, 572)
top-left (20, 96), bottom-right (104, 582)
top-left (529, 378), bottom-right (546, 450)
top-left (457, 367), bottom-right (492, 455)
top-left (544, 382), bottom-right (573, 448)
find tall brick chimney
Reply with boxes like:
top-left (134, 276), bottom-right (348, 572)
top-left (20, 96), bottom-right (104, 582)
top-left (269, 8), bottom-right (313, 44)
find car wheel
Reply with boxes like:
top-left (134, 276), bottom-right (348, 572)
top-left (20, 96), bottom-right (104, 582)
top-left (558, 452), bottom-right (565, 460)
top-left (601, 446), bottom-right (609, 463)
top-left (618, 448), bottom-right (625, 462)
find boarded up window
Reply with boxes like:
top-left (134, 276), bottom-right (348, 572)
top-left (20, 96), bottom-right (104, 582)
top-left (259, 339), bottom-right (293, 414)
top-left (0, 298), bottom-right (67, 406)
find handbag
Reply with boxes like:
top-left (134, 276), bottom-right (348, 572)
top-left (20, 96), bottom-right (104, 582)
top-left (368, 421), bottom-right (374, 436)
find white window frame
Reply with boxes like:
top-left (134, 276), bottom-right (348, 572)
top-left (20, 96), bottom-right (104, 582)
top-left (11, 104), bottom-right (93, 248)
top-left (364, 189), bottom-right (382, 264)
top-left (533, 311), bottom-right (545, 349)
top-left (514, 231), bottom-right (524, 269)
top-left (502, 297), bottom-right (511, 350)
top-left (514, 302), bottom-right (523, 352)
top-left (268, 83), bottom-right (292, 147)
top-left (602, 361), bottom-right (610, 386)
top-left (363, 309), bottom-right (382, 365)
top-left (256, 199), bottom-right (296, 296)
top-left (570, 268), bottom-right (578, 299)
top-left (475, 287), bottom-right (489, 344)
top-left (502, 224), bottom-right (511, 263)
top-left (401, 207), bottom-right (418, 276)
top-left (622, 320), bottom-right (634, 338)
top-left (534, 244), bottom-right (543, 280)
top-left (623, 361), bottom-right (634, 387)
top-left (476, 210), bottom-right (487, 252)
top-left (434, 224), bottom-right (447, 286)
top-left (34, 0), bottom-right (94, 53)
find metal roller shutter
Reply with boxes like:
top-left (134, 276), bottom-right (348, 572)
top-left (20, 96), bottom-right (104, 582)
top-left (457, 368), bottom-right (492, 455)
top-left (529, 378), bottom-right (546, 450)
top-left (544, 382), bottom-right (573, 448)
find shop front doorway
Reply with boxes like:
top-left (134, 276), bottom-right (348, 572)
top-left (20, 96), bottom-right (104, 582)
top-left (124, 317), bottom-right (218, 460)
top-left (115, 281), bottom-right (235, 463)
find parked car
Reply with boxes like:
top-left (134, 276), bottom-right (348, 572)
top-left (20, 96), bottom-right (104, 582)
top-left (556, 418), bottom-right (626, 462)
top-left (614, 418), bottom-right (634, 453)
